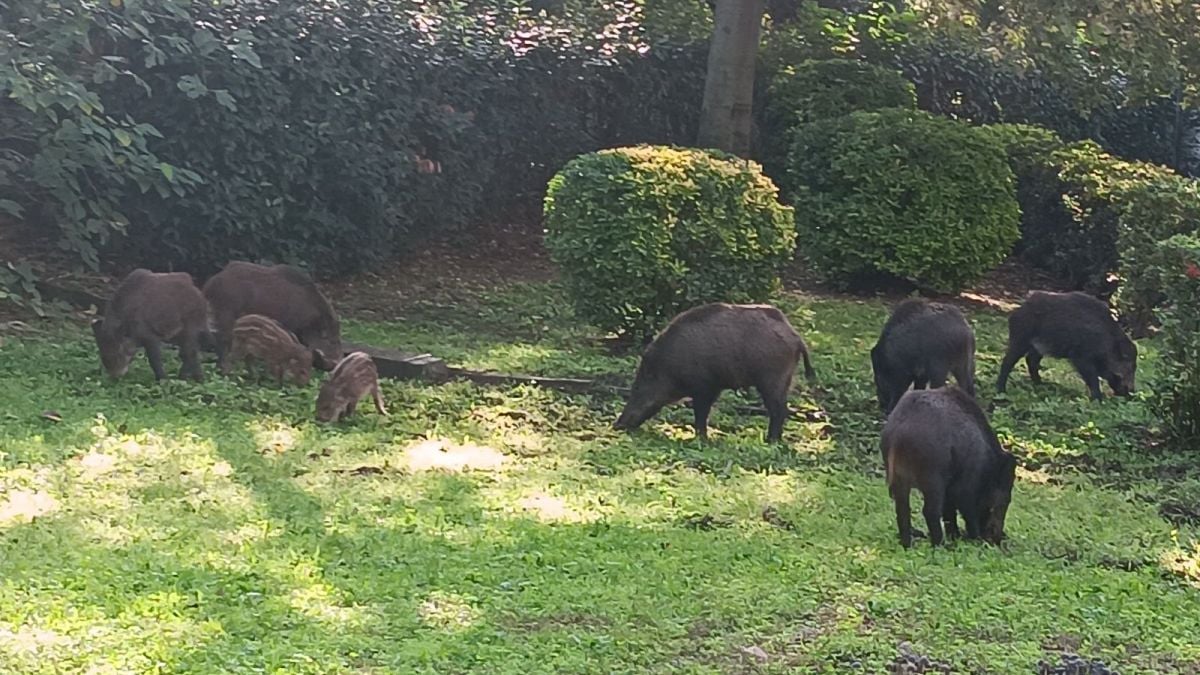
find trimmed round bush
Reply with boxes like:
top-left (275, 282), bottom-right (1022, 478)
top-left (544, 146), bottom-right (796, 338)
top-left (763, 59), bottom-right (916, 181)
top-left (767, 59), bottom-right (916, 127)
top-left (787, 109), bottom-right (1020, 292)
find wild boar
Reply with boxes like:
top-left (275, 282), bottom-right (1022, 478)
top-left (996, 291), bottom-right (1137, 401)
top-left (612, 303), bottom-right (815, 442)
top-left (202, 261), bottom-right (341, 369)
top-left (224, 314), bottom-right (313, 386)
top-left (90, 268), bottom-right (208, 382)
top-left (871, 298), bottom-right (976, 414)
top-left (315, 352), bottom-right (388, 423)
top-left (881, 387), bottom-right (1017, 548)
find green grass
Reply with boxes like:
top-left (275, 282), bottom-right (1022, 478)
top-left (1, 282), bottom-right (1199, 673)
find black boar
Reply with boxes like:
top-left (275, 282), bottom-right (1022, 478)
top-left (224, 314), bottom-right (313, 386)
top-left (316, 352), bottom-right (388, 423)
top-left (612, 303), bottom-right (815, 442)
top-left (90, 269), bottom-right (208, 382)
top-left (871, 298), bottom-right (976, 414)
top-left (881, 387), bottom-right (1017, 548)
top-left (202, 261), bottom-right (341, 369)
top-left (996, 291), bottom-right (1137, 401)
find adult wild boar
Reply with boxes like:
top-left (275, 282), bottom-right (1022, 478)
top-left (203, 261), bottom-right (342, 370)
top-left (90, 269), bottom-right (208, 382)
top-left (881, 387), bottom-right (1017, 548)
top-left (870, 298), bottom-right (976, 414)
top-left (612, 303), bottom-right (815, 442)
top-left (996, 291), bottom-right (1137, 401)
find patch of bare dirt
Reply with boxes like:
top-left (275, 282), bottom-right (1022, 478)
top-left (323, 222), bottom-right (555, 319)
top-left (5, 213), bottom-right (1068, 324)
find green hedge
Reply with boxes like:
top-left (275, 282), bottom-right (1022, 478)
top-left (763, 59), bottom-right (915, 180)
top-left (1147, 234), bottom-right (1200, 443)
top-left (1113, 177), bottom-right (1200, 331)
top-left (544, 146), bottom-right (795, 338)
top-left (787, 109), bottom-right (1019, 293)
top-left (0, 0), bottom-right (708, 278)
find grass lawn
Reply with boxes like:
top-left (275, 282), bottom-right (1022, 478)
top-left (2, 280), bottom-right (1199, 673)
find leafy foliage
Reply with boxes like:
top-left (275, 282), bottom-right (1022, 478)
top-left (1114, 176), bottom-right (1200, 331)
top-left (768, 59), bottom-right (915, 127)
top-left (1146, 234), bottom-right (1200, 443)
top-left (762, 59), bottom-right (915, 177)
top-left (787, 109), bottom-right (1020, 292)
top-left (1033, 142), bottom-right (1178, 294)
top-left (0, 0), bottom-right (200, 270)
top-left (0, 0), bottom-right (708, 277)
top-left (543, 145), bottom-right (795, 338)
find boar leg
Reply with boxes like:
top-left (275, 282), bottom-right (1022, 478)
top-left (1071, 358), bottom-right (1105, 401)
top-left (996, 345), bottom-right (1025, 393)
top-left (952, 360), bottom-right (976, 399)
top-left (758, 379), bottom-right (791, 443)
top-left (920, 486), bottom-right (946, 546)
top-left (179, 332), bottom-right (204, 382)
top-left (942, 492), bottom-right (961, 541)
top-left (1024, 350), bottom-right (1043, 384)
top-left (891, 483), bottom-right (914, 548)
top-left (691, 391), bottom-right (718, 441)
top-left (372, 385), bottom-right (388, 416)
top-left (222, 340), bottom-right (243, 376)
top-left (926, 366), bottom-right (949, 390)
top-left (141, 339), bottom-right (166, 381)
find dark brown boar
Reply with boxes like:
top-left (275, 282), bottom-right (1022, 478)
top-left (224, 314), bottom-right (313, 386)
top-left (90, 269), bottom-right (208, 382)
top-left (612, 303), bottom-right (815, 442)
top-left (202, 261), bottom-right (341, 369)
top-left (871, 298), bottom-right (976, 415)
top-left (996, 291), bottom-right (1137, 401)
top-left (315, 352), bottom-right (388, 423)
top-left (881, 387), bottom-right (1017, 548)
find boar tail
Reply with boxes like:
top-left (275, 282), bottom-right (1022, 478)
top-left (798, 341), bottom-right (816, 381)
top-left (884, 443), bottom-right (897, 488)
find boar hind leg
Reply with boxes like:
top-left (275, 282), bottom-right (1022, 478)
top-left (942, 492), bottom-right (961, 541)
top-left (920, 487), bottom-right (946, 546)
top-left (891, 483), bottom-right (914, 548)
top-left (1025, 350), bottom-right (1043, 384)
top-left (372, 385), bottom-right (388, 416)
top-left (179, 332), bottom-right (204, 382)
top-left (757, 378), bottom-right (791, 443)
top-left (141, 339), bottom-right (166, 381)
top-left (691, 391), bottom-right (718, 442)
top-left (996, 344), bottom-right (1026, 393)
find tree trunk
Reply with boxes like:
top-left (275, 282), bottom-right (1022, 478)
top-left (697, 0), bottom-right (765, 157)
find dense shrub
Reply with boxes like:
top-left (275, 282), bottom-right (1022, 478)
top-left (1147, 234), bottom-right (1200, 443)
top-left (0, 0), bottom-right (707, 278)
top-left (786, 109), bottom-right (1020, 293)
top-left (767, 60), bottom-right (916, 127)
top-left (978, 124), bottom-right (1066, 253)
top-left (762, 60), bottom-right (915, 179)
top-left (1113, 176), bottom-right (1200, 331)
top-left (0, 1), bottom-right (201, 270)
top-left (544, 146), bottom-right (795, 338)
top-left (1040, 143), bottom-right (1177, 293)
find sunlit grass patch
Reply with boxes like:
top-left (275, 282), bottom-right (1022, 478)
top-left (1, 281), bottom-right (1199, 673)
